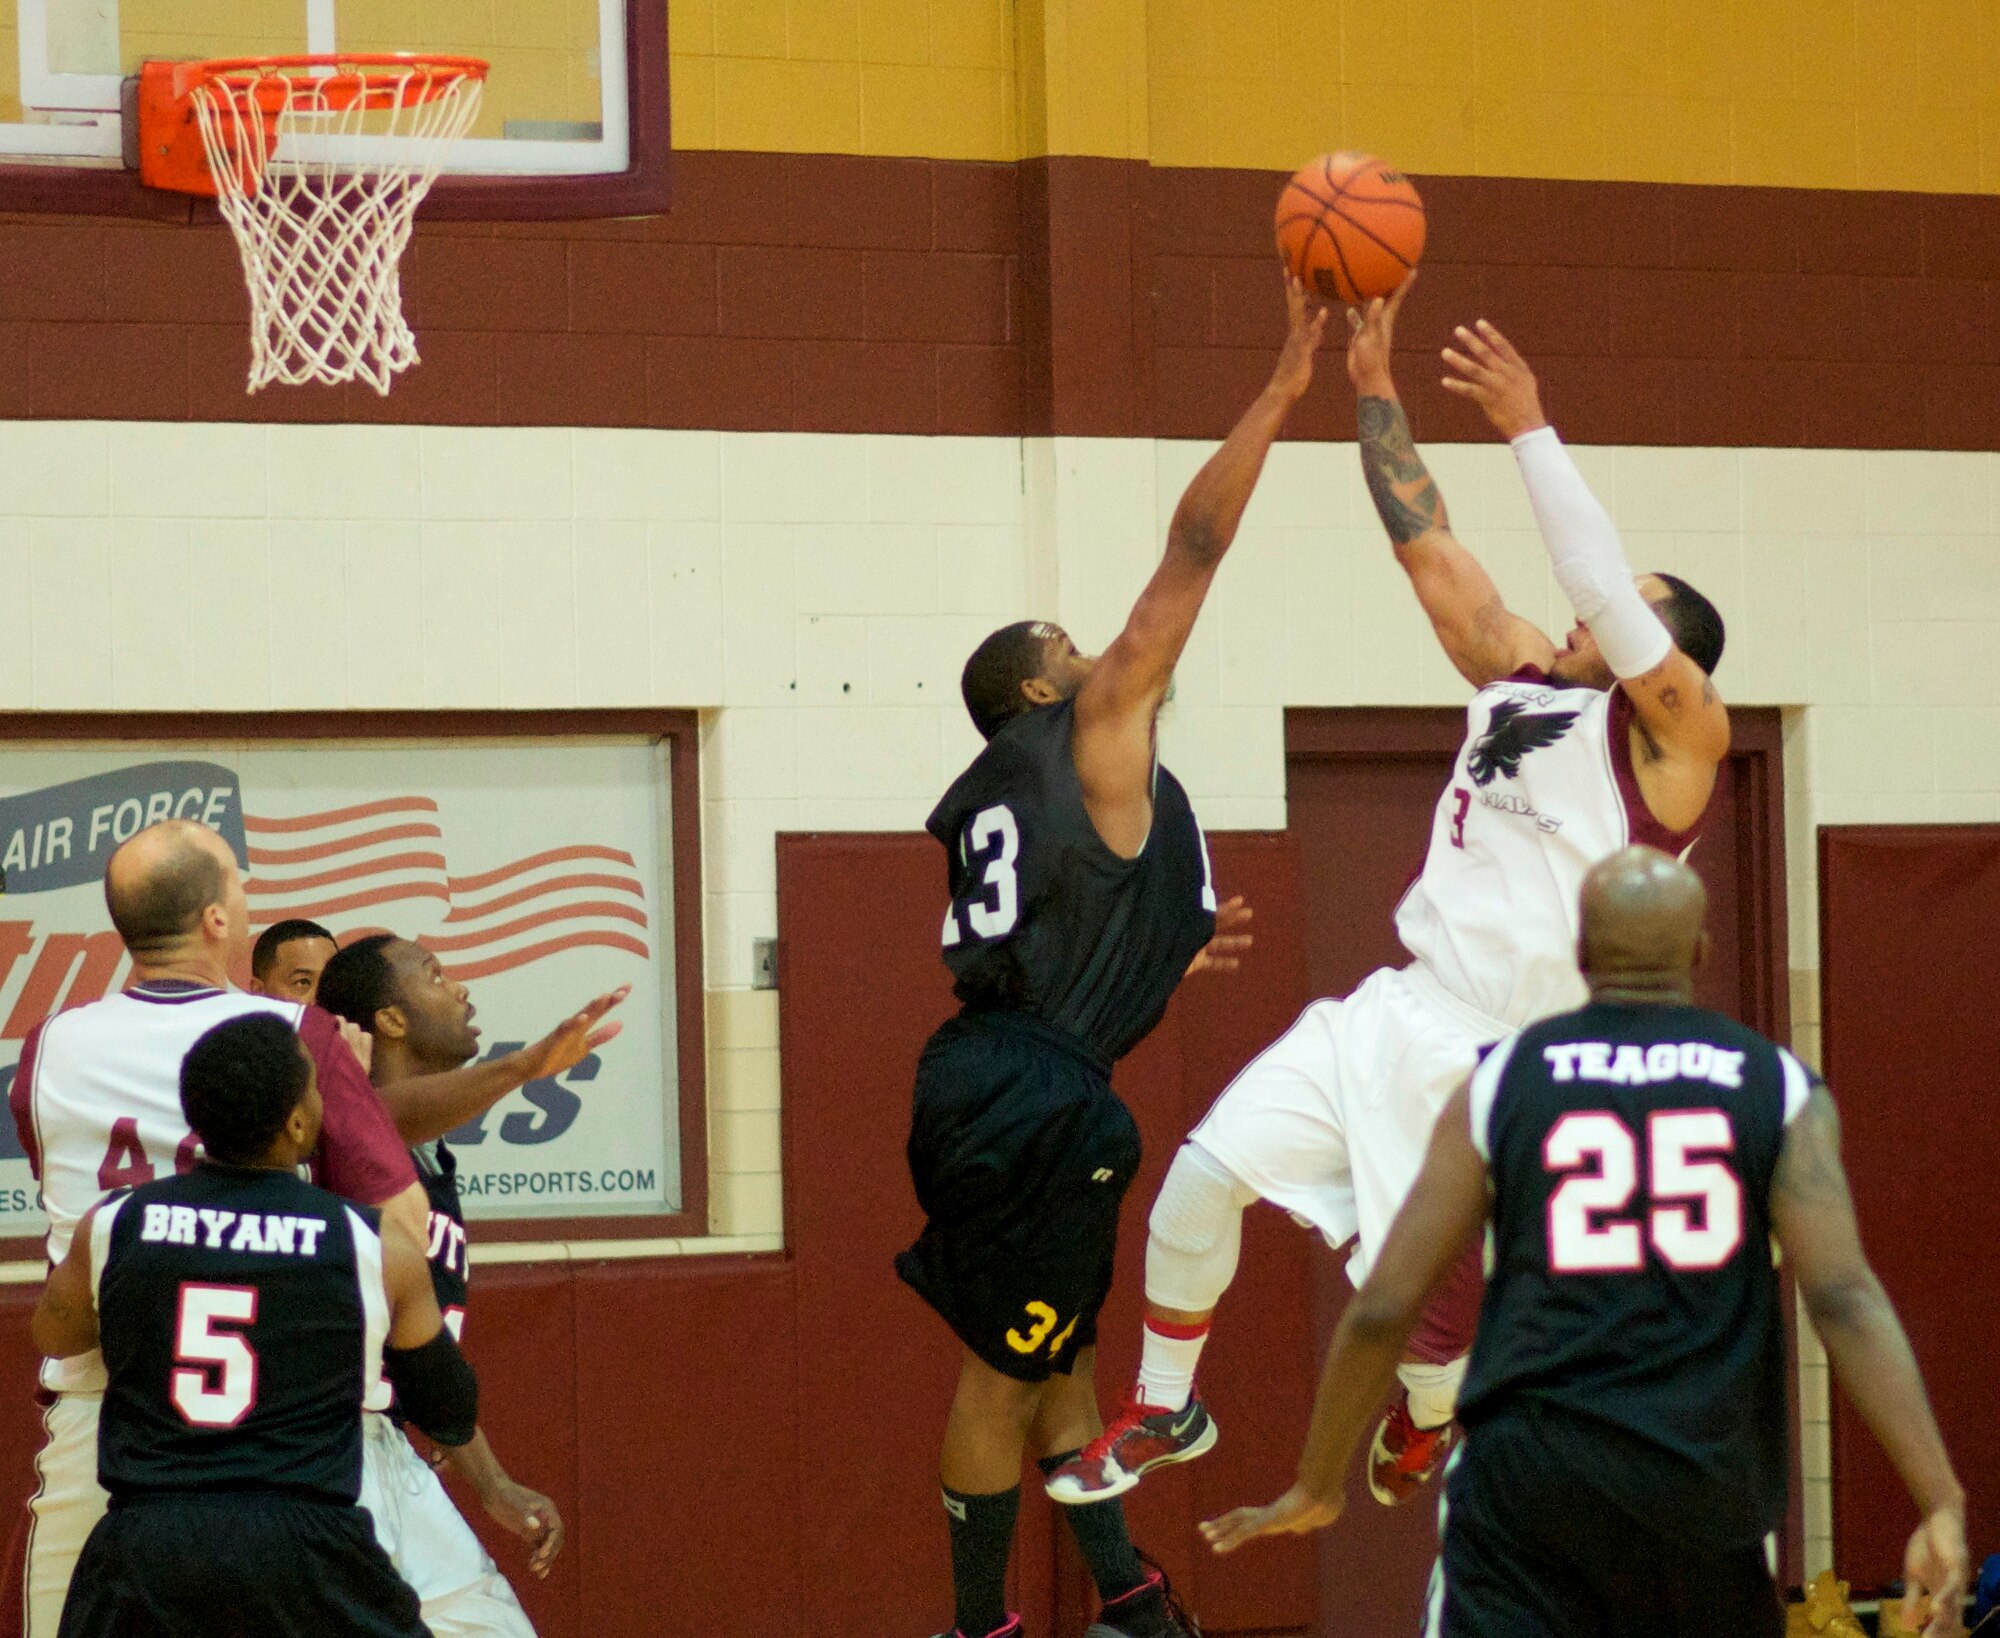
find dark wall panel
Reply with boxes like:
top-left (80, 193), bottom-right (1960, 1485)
top-left (1819, 827), bottom-right (2000, 1591)
top-left (5, 155), bottom-right (2000, 443)
top-left (776, 830), bottom-right (1315, 1638)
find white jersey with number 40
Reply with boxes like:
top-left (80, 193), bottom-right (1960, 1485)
top-left (1394, 666), bottom-right (1710, 1032)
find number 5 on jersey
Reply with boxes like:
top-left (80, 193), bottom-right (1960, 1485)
top-left (172, 1282), bottom-right (259, 1427)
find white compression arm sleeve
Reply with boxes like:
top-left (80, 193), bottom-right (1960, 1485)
top-left (1511, 425), bottom-right (1672, 679)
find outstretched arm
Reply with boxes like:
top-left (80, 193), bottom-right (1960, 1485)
top-left (1771, 1086), bottom-right (1966, 1638)
top-left (1073, 276), bottom-right (1327, 855)
top-left (1201, 1084), bottom-right (1490, 1552)
top-left (376, 987), bottom-right (628, 1146)
top-left (1347, 279), bottom-right (1553, 688)
top-left (1442, 322), bottom-right (1729, 771)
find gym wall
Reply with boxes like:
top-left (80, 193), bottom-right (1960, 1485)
top-left (0, 0), bottom-right (1997, 1624)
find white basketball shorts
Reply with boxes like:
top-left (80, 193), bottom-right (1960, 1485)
top-left (359, 1412), bottom-right (537, 1638)
top-left (23, 1393), bottom-right (103, 1638)
top-left (1189, 963), bottom-right (1503, 1285)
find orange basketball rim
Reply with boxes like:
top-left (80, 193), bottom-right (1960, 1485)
top-left (129, 53), bottom-right (488, 394)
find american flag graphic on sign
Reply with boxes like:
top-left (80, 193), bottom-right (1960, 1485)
top-left (243, 795), bottom-right (651, 980)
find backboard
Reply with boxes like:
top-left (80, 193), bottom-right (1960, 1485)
top-left (0, 0), bottom-right (668, 216)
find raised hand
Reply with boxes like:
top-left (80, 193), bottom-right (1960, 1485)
top-left (1440, 319), bottom-right (1548, 440)
top-left (1185, 895), bottom-right (1254, 977)
top-left (1269, 274), bottom-right (1331, 404)
top-left (1199, 1482), bottom-right (1341, 1554)
top-left (1344, 271), bottom-right (1416, 395)
top-left (517, 986), bottom-right (630, 1082)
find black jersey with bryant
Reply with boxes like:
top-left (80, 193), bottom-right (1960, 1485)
top-left (415, 1140), bottom-right (468, 1327)
top-left (92, 1163), bottom-right (386, 1505)
top-left (930, 698), bottom-right (1216, 1065)
top-left (1458, 1000), bottom-right (1813, 1549)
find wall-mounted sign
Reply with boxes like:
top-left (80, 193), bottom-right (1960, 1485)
top-left (0, 739), bottom-right (680, 1233)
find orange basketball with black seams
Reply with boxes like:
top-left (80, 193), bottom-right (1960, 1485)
top-left (1275, 152), bottom-right (1425, 305)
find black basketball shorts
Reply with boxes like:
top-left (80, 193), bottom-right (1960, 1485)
top-left (59, 1491), bottom-right (429, 1638)
top-left (896, 1010), bottom-right (1142, 1383)
top-left (1429, 1412), bottom-right (1784, 1638)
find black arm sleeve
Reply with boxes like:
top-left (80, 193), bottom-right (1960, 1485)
top-left (383, 1329), bottom-right (478, 1447)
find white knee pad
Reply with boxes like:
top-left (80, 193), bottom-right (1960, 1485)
top-left (1145, 1142), bottom-right (1257, 1312)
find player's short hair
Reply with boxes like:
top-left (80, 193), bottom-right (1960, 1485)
top-left (314, 933), bottom-right (401, 1036)
top-left (180, 1013), bottom-right (312, 1165)
top-left (961, 620), bottom-right (1058, 740)
top-left (1651, 573), bottom-right (1726, 676)
top-left (249, 918), bottom-right (336, 981)
top-left (104, 830), bottom-right (227, 957)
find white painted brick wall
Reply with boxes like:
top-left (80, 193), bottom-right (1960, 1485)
top-left (8, 423), bottom-right (2000, 1264)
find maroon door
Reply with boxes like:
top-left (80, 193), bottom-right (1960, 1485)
top-left (1283, 707), bottom-right (1791, 1635)
top-left (1819, 826), bottom-right (2000, 1591)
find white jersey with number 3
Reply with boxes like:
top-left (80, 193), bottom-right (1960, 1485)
top-left (1395, 666), bottom-right (1711, 1032)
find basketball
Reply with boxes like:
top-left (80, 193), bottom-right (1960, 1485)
top-left (1275, 152), bottom-right (1426, 306)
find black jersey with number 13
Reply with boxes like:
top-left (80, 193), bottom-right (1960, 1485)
top-left (930, 699), bottom-right (1217, 1065)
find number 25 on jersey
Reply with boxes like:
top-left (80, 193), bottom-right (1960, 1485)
top-left (1544, 1109), bottom-right (1742, 1273)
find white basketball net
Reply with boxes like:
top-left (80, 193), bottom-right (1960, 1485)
top-left (187, 61), bottom-right (485, 395)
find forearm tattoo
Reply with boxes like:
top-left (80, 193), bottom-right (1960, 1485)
top-left (1357, 396), bottom-right (1449, 546)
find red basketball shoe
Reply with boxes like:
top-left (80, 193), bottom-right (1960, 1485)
top-left (1043, 1391), bottom-right (1218, 1504)
top-left (1367, 1393), bottom-right (1456, 1506)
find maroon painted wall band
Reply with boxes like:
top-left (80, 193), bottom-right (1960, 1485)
top-left (0, 151), bottom-right (1998, 446)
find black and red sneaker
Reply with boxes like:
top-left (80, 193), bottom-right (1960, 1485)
top-left (1366, 1392), bottom-right (1457, 1506)
top-left (1043, 1391), bottom-right (1217, 1505)
top-left (1087, 1551), bottom-right (1202, 1637)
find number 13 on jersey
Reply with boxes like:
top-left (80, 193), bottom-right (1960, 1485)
top-left (940, 802), bottom-right (1218, 948)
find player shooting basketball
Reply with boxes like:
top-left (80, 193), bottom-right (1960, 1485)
top-left (1048, 276), bottom-right (1735, 1512)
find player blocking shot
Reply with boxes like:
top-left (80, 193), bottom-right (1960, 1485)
top-left (1203, 849), bottom-right (1969, 1638)
top-left (1050, 276), bottom-right (1734, 1511)
top-left (899, 277), bottom-right (1323, 1638)
top-left (34, 1014), bottom-right (482, 1638)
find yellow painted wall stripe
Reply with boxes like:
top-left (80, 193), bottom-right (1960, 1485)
top-left (667, 0), bottom-right (2000, 195)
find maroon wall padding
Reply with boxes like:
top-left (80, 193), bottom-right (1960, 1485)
top-left (5, 153), bottom-right (2000, 445)
top-left (0, 1256), bottom-right (799, 1638)
top-left (777, 830), bottom-right (1314, 1638)
top-left (1819, 827), bottom-right (2000, 1591)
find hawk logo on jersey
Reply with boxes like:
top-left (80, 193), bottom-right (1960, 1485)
top-left (1467, 699), bottom-right (1581, 786)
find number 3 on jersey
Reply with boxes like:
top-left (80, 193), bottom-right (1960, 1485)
top-left (942, 804), bottom-right (1020, 947)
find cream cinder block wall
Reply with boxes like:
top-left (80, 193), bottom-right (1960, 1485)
top-left (4, 423), bottom-right (1998, 1282)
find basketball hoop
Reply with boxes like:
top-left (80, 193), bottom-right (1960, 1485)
top-left (134, 56), bottom-right (488, 395)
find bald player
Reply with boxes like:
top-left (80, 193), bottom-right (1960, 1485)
top-left (1203, 848), bottom-right (1968, 1638)
top-left (9, 820), bottom-right (425, 1638)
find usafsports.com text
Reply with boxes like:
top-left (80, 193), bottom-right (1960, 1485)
top-left (458, 1168), bottom-right (658, 1198)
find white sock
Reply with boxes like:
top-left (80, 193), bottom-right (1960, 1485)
top-left (1136, 1319), bottom-right (1210, 1412)
top-left (1397, 1356), bottom-right (1468, 1430)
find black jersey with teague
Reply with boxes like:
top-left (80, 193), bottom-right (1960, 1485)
top-left (930, 698), bottom-right (1217, 1066)
top-left (88, 1163), bottom-right (389, 1505)
top-left (1457, 1000), bottom-right (1813, 1549)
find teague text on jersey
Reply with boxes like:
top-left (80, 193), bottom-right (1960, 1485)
top-left (1543, 1040), bottom-right (1747, 1089)
top-left (139, 1203), bottom-right (329, 1257)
